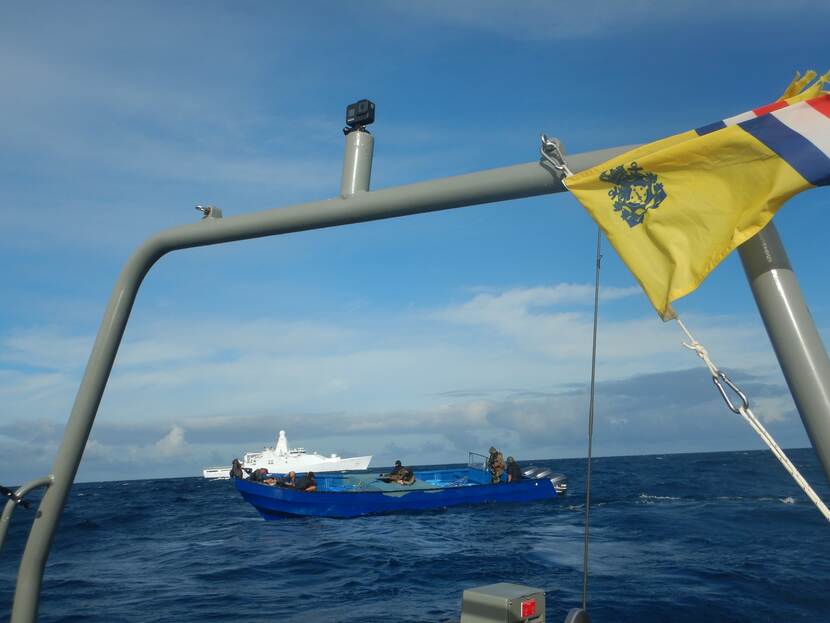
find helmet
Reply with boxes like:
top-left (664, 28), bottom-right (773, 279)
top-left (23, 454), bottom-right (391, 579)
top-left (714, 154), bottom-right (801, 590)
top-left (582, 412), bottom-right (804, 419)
top-left (507, 456), bottom-right (515, 463)
top-left (395, 460), bottom-right (402, 467)
top-left (489, 446), bottom-right (497, 453)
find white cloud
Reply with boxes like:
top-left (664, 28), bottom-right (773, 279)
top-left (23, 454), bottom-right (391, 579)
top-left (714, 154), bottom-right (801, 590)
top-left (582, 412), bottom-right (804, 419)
top-left (150, 425), bottom-right (189, 459)
top-left (83, 438), bottom-right (115, 462)
top-left (1, 365), bottom-right (806, 485)
top-left (0, 282), bottom-right (781, 427)
top-left (0, 278), bottom-right (798, 485)
top-left (434, 284), bottom-right (769, 371)
top-left (82, 425), bottom-right (190, 465)
top-left (752, 395), bottom-right (796, 424)
top-left (1, 328), bottom-right (94, 370)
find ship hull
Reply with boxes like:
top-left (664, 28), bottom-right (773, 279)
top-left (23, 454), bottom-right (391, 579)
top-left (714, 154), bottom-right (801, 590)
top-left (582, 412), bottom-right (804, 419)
top-left (203, 455), bottom-right (372, 479)
top-left (243, 454), bottom-right (372, 474)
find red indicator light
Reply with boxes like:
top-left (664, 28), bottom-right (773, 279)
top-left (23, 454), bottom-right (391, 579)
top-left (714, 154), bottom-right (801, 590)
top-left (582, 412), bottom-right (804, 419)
top-left (521, 599), bottom-right (537, 618)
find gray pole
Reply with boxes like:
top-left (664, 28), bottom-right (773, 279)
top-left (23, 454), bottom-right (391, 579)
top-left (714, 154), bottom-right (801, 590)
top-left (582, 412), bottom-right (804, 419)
top-left (341, 129), bottom-right (374, 197)
top-left (10, 144), bottom-right (633, 622)
top-left (738, 222), bottom-right (830, 485)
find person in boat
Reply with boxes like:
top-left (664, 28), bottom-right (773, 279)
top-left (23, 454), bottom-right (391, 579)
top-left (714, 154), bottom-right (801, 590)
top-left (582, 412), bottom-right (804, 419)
top-left (229, 458), bottom-right (245, 479)
top-left (264, 470), bottom-right (297, 487)
top-left (487, 446), bottom-right (505, 484)
top-left (396, 466), bottom-right (416, 486)
top-left (379, 460), bottom-right (405, 483)
top-left (295, 471), bottom-right (317, 492)
top-left (250, 467), bottom-right (270, 483)
top-left (506, 456), bottom-right (523, 483)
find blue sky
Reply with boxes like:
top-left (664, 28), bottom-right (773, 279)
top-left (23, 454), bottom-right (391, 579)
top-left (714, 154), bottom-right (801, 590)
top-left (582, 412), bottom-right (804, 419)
top-left (2, 2), bottom-right (829, 483)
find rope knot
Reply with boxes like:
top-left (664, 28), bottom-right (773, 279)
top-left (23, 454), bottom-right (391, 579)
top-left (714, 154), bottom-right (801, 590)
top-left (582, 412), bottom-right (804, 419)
top-left (681, 338), bottom-right (719, 377)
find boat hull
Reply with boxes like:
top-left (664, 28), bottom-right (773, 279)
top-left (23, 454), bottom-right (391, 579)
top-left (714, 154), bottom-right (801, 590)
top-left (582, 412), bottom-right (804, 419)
top-left (234, 468), bottom-right (562, 518)
top-left (202, 467), bottom-right (231, 479)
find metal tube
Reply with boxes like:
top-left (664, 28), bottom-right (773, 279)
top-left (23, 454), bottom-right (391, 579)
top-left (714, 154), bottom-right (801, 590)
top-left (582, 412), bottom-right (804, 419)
top-left (11, 144), bottom-right (633, 622)
top-left (340, 129), bottom-right (374, 197)
top-left (0, 477), bottom-right (53, 555)
top-left (738, 222), bottom-right (830, 486)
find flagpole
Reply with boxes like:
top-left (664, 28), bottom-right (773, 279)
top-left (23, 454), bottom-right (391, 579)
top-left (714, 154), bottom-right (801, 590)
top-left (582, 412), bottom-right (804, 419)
top-left (582, 227), bottom-right (602, 610)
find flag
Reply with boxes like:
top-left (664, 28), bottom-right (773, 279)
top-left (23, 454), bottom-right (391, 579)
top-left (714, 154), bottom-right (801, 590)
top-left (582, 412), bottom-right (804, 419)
top-left (564, 71), bottom-right (830, 320)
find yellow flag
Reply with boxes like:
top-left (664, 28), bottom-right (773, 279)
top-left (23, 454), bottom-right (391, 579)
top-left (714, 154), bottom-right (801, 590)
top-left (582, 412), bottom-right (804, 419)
top-left (564, 72), bottom-right (830, 320)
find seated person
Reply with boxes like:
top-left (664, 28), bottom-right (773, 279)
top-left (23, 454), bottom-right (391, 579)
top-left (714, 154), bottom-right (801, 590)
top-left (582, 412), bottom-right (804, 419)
top-left (379, 460), bottom-right (405, 483)
top-left (295, 471), bottom-right (317, 492)
top-left (507, 456), bottom-right (523, 483)
top-left (266, 470), bottom-right (298, 487)
top-left (249, 467), bottom-right (270, 483)
top-left (396, 467), bottom-right (416, 486)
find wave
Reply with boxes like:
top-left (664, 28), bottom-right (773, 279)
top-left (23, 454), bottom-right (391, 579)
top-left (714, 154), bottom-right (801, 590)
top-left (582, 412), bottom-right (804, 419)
top-left (638, 493), bottom-right (681, 502)
top-left (4, 450), bottom-right (828, 623)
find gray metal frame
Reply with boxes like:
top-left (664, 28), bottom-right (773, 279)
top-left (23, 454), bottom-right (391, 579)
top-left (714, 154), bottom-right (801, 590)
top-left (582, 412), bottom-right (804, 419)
top-left (8, 144), bottom-right (630, 622)
top-left (6, 132), bottom-right (830, 621)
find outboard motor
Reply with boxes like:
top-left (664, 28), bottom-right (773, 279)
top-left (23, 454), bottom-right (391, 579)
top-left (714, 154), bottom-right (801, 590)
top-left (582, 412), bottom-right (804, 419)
top-left (522, 466), bottom-right (568, 494)
top-left (549, 474), bottom-right (567, 494)
top-left (522, 466), bottom-right (542, 479)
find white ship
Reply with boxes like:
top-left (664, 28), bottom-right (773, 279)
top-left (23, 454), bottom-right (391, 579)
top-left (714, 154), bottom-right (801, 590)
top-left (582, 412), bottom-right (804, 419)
top-left (202, 430), bottom-right (372, 479)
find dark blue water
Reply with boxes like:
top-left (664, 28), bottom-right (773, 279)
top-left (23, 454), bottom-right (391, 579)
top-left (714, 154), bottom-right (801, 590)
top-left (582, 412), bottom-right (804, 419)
top-left (3, 449), bottom-right (830, 622)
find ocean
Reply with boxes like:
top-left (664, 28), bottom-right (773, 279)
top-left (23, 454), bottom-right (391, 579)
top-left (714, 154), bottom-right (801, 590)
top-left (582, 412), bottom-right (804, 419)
top-left (2, 449), bottom-right (829, 623)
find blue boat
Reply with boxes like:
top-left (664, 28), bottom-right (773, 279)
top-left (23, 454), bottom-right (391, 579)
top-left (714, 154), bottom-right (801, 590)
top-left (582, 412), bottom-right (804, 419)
top-left (234, 455), bottom-right (567, 518)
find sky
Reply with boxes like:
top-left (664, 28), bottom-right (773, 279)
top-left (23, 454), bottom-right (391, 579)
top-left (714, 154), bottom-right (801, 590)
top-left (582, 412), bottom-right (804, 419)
top-left (2, 1), bottom-right (829, 484)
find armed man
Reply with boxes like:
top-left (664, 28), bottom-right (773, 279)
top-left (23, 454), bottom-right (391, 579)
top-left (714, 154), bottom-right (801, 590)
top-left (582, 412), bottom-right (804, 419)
top-left (487, 446), bottom-right (505, 484)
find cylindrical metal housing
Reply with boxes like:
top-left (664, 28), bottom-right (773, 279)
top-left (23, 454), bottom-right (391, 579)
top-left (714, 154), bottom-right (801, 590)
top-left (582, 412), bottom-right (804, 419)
top-left (340, 129), bottom-right (374, 197)
top-left (738, 222), bottom-right (830, 485)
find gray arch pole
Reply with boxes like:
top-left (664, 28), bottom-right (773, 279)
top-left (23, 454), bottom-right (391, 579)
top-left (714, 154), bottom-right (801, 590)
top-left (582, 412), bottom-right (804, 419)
top-left (11, 145), bottom-right (632, 622)
top-left (738, 223), bottom-right (830, 478)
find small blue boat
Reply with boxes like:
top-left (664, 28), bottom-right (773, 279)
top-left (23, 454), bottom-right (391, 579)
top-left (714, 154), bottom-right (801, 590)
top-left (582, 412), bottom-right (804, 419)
top-left (234, 455), bottom-right (567, 519)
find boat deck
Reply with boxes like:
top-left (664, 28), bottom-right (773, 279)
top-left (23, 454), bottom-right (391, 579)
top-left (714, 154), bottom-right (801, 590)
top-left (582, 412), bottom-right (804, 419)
top-left (313, 469), bottom-right (490, 493)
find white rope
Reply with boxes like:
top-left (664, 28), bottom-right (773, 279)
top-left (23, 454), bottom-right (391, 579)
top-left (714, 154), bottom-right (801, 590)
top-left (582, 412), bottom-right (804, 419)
top-left (676, 317), bottom-right (830, 523)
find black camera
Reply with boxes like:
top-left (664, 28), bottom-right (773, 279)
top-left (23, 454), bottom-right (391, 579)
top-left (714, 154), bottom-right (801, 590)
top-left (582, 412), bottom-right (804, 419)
top-left (345, 99), bottom-right (375, 131)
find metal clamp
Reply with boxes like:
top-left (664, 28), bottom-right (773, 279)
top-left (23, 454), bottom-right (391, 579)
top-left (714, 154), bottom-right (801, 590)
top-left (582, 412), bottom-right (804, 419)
top-left (712, 370), bottom-right (750, 415)
top-left (195, 205), bottom-right (223, 220)
top-left (540, 134), bottom-right (573, 177)
top-left (0, 485), bottom-right (31, 509)
top-left (0, 475), bottom-right (54, 556)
